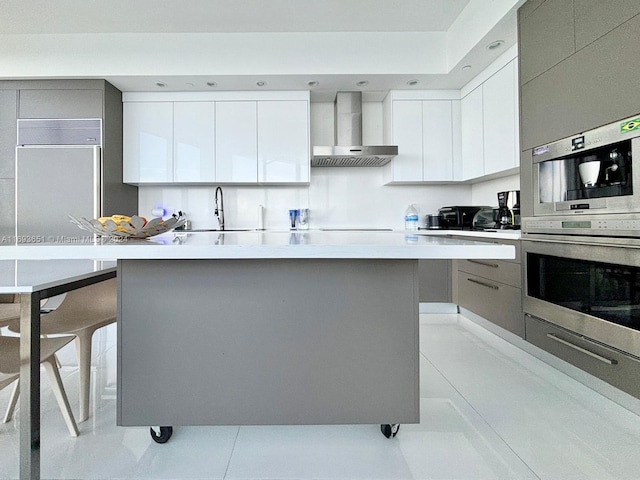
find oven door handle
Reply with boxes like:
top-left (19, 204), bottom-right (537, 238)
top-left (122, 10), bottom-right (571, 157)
top-left (546, 333), bottom-right (618, 365)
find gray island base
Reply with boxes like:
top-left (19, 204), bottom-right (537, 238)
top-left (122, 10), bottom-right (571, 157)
top-left (117, 258), bottom-right (419, 428)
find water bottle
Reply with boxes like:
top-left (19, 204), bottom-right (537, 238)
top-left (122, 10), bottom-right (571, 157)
top-left (404, 204), bottom-right (419, 231)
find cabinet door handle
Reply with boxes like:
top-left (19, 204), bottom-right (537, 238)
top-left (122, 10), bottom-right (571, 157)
top-left (467, 259), bottom-right (499, 268)
top-left (467, 278), bottom-right (499, 290)
top-left (546, 334), bottom-right (618, 365)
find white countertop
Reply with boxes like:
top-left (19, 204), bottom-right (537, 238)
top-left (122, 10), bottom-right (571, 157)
top-left (0, 230), bottom-right (515, 261)
top-left (416, 229), bottom-right (521, 240)
top-left (0, 260), bottom-right (116, 293)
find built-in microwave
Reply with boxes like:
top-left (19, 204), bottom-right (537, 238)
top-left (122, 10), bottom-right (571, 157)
top-left (532, 114), bottom-right (640, 217)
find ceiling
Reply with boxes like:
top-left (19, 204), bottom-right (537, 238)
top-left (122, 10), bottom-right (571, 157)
top-left (0, 0), bottom-right (470, 34)
top-left (0, 0), bottom-right (524, 101)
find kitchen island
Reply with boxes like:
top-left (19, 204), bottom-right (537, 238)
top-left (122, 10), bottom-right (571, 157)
top-left (0, 230), bottom-right (514, 480)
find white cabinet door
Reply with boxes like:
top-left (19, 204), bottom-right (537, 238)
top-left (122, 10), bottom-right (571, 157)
top-left (173, 102), bottom-right (215, 182)
top-left (215, 101), bottom-right (258, 183)
top-left (257, 100), bottom-right (309, 183)
top-left (390, 100), bottom-right (423, 181)
top-left (483, 60), bottom-right (518, 175)
top-left (123, 102), bottom-right (173, 183)
top-left (422, 100), bottom-right (454, 181)
top-left (461, 87), bottom-right (484, 180)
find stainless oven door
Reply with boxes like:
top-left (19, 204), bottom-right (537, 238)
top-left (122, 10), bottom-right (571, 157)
top-left (523, 237), bottom-right (640, 358)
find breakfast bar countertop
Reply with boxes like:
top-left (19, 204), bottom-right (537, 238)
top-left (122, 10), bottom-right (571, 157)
top-left (0, 230), bottom-right (515, 261)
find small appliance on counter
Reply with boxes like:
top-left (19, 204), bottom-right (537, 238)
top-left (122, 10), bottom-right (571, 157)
top-left (497, 190), bottom-right (521, 229)
top-left (472, 207), bottom-right (499, 230)
top-left (438, 206), bottom-right (488, 230)
top-left (424, 214), bottom-right (445, 229)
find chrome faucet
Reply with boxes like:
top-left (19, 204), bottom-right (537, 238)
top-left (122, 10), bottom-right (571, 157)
top-left (214, 186), bottom-right (225, 231)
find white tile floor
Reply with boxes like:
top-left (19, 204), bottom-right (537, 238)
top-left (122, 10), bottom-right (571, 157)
top-left (2, 314), bottom-right (640, 480)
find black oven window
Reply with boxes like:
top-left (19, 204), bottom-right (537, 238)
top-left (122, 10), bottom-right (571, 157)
top-left (528, 253), bottom-right (640, 331)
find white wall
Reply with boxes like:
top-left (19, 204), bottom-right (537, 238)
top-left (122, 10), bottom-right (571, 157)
top-left (471, 174), bottom-right (520, 207)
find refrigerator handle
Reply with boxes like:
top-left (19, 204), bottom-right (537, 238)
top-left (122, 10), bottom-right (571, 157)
top-left (93, 146), bottom-right (102, 219)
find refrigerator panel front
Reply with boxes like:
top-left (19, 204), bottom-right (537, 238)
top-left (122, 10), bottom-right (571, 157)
top-left (16, 146), bottom-right (100, 238)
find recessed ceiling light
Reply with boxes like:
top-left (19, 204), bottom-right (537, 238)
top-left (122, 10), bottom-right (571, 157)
top-left (206, 81), bottom-right (217, 87)
top-left (406, 79), bottom-right (419, 86)
top-left (256, 81), bottom-right (266, 87)
top-left (487, 40), bottom-right (505, 50)
top-left (462, 65), bottom-right (472, 71)
top-left (307, 81), bottom-right (319, 87)
top-left (155, 81), bottom-right (166, 87)
top-left (356, 80), bottom-right (369, 87)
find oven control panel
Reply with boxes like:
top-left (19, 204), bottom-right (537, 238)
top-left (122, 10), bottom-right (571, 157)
top-left (523, 218), bottom-right (640, 234)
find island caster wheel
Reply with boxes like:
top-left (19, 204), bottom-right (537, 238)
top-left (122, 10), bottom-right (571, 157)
top-left (380, 424), bottom-right (400, 438)
top-left (150, 426), bottom-right (173, 444)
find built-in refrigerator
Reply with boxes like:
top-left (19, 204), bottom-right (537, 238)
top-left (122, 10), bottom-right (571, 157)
top-left (16, 118), bottom-right (136, 239)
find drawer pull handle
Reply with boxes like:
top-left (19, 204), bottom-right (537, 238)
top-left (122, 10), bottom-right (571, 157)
top-left (467, 259), bottom-right (499, 268)
top-left (546, 334), bottom-right (618, 365)
top-left (467, 278), bottom-right (499, 290)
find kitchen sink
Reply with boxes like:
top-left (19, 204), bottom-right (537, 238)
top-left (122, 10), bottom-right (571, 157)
top-left (176, 229), bottom-right (254, 232)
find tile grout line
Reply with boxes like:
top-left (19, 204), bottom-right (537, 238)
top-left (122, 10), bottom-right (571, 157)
top-left (223, 425), bottom-right (241, 479)
top-left (418, 347), bottom-right (542, 480)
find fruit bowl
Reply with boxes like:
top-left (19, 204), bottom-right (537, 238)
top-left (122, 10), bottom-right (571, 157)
top-left (69, 213), bottom-right (186, 239)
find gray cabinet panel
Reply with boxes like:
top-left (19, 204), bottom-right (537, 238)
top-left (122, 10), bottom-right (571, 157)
top-left (0, 90), bottom-right (17, 178)
top-left (458, 271), bottom-right (523, 336)
top-left (457, 258), bottom-right (521, 288)
top-left (418, 259), bottom-right (451, 302)
top-left (520, 149), bottom-right (534, 217)
top-left (574, 0), bottom-right (640, 50)
top-left (521, 12), bottom-right (640, 149)
top-left (517, 0), bottom-right (546, 21)
top-left (118, 259), bottom-right (419, 426)
top-left (519, 0), bottom-right (575, 85)
top-left (19, 89), bottom-right (103, 118)
top-left (525, 314), bottom-right (640, 398)
top-left (0, 179), bottom-right (15, 237)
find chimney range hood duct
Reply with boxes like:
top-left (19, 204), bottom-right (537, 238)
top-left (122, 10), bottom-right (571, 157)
top-left (311, 92), bottom-right (398, 167)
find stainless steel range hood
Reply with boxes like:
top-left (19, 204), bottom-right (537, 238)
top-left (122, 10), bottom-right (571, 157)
top-left (312, 92), bottom-right (398, 167)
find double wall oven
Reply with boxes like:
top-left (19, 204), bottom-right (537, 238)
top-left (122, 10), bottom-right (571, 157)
top-left (522, 114), bottom-right (640, 398)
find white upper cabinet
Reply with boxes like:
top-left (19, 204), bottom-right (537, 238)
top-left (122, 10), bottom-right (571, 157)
top-left (460, 87), bottom-right (484, 180)
top-left (122, 91), bottom-right (310, 185)
top-left (123, 102), bottom-right (173, 183)
top-left (422, 100), bottom-right (457, 181)
top-left (257, 100), bottom-right (309, 183)
top-left (460, 57), bottom-right (519, 180)
top-left (482, 59), bottom-right (518, 176)
top-left (173, 102), bottom-right (215, 183)
top-left (383, 93), bottom-right (460, 184)
top-left (387, 100), bottom-right (423, 182)
top-left (215, 101), bottom-right (258, 183)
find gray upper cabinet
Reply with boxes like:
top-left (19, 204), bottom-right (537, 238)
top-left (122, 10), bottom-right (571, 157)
top-left (19, 89), bottom-right (103, 118)
top-left (574, 0), bottom-right (640, 50)
top-left (0, 90), bottom-right (17, 179)
top-left (520, 12), bottom-right (640, 149)
top-left (518, 0), bottom-right (575, 85)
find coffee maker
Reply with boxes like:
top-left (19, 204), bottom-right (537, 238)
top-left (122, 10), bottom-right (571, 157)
top-left (497, 190), bottom-right (520, 229)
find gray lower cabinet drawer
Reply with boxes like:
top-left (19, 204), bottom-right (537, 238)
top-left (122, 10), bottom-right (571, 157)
top-left (457, 258), bottom-right (521, 288)
top-left (457, 271), bottom-right (523, 336)
top-left (525, 314), bottom-right (640, 398)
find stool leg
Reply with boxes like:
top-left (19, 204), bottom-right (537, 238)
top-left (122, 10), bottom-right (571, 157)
top-left (75, 330), bottom-right (94, 423)
top-left (3, 379), bottom-right (19, 423)
top-left (42, 358), bottom-right (79, 437)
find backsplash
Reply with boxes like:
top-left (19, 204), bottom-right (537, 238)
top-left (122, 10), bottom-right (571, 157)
top-left (137, 171), bottom-right (519, 230)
